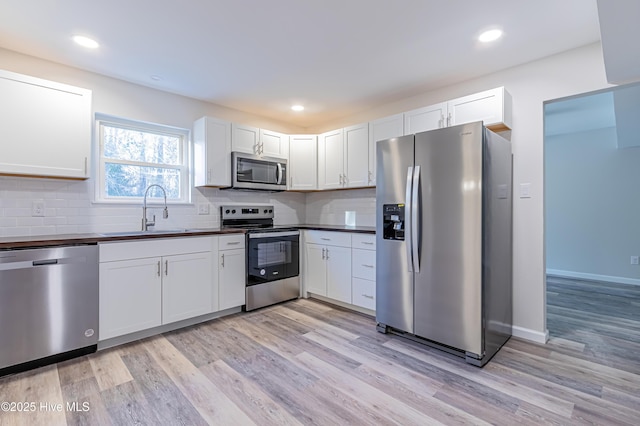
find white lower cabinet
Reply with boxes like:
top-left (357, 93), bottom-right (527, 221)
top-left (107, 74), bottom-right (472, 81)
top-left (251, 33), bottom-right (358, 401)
top-left (304, 231), bottom-right (376, 312)
top-left (218, 234), bottom-right (246, 310)
top-left (326, 245), bottom-right (352, 303)
top-left (99, 257), bottom-right (162, 340)
top-left (99, 236), bottom-right (218, 341)
top-left (351, 234), bottom-right (376, 311)
top-left (162, 252), bottom-right (214, 324)
top-left (352, 278), bottom-right (376, 310)
top-left (304, 231), bottom-right (352, 303)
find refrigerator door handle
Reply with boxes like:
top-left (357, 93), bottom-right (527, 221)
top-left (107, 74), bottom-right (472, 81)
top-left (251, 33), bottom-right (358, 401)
top-left (405, 166), bottom-right (414, 272)
top-left (411, 166), bottom-right (421, 272)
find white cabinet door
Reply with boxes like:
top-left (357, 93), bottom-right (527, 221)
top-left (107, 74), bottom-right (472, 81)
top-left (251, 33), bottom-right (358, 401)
top-left (193, 116), bottom-right (232, 187)
top-left (162, 252), bottom-right (213, 324)
top-left (232, 123), bottom-right (260, 155)
top-left (344, 123), bottom-right (369, 188)
top-left (0, 70), bottom-right (91, 179)
top-left (260, 129), bottom-right (289, 158)
top-left (99, 258), bottom-right (162, 340)
top-left (289, 135), bottom-right (317, 190)
top-left (368, 113), bottom-right (404, 187)
top-left (219, 248), bottom-right (246, 310)
top-left (448, 87), bottom-right (512, 131)
top-left (404, 102), bottom-right (447, 134)
top-left (326, 245), bottom-right (351, 303)
top-left (318, 129), bottom-right (344, 190)
top-left (305, 244), bottom-right (327, 295)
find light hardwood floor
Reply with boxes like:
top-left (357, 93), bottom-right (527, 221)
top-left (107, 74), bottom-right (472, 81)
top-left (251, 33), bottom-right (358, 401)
top-left (1, 280), bottom-right (639, 425)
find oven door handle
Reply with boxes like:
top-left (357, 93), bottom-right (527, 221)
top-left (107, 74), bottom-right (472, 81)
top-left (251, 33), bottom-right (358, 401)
top-left (248, 231), bottom-right (300, 239)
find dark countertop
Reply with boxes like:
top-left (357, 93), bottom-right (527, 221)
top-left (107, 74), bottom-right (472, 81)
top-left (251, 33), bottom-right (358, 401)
top-left (0, 224), bottom-right (375, 249)
top-left (284, 224), bottom-right (376, 234)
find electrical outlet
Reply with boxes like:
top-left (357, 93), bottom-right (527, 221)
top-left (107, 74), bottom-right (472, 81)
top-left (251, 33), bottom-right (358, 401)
top-left (631, 256), bottom-right (639, 265)
top-left (32, 200), bottom-right (45, 217)
top-left (197, 204), bottom-right (210, 215)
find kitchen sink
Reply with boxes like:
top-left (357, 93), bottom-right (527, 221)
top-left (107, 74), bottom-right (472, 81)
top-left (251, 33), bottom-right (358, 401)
top-left (99, 229), bottom-right (210, 237)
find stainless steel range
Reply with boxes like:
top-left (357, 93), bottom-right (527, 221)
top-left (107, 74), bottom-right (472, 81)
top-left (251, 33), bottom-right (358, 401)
top-left (221, 205), bottom-right (300, 311)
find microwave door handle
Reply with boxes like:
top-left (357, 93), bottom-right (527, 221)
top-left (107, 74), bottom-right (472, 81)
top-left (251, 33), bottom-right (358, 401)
top-left (276, 163), bottom-right (283, 184)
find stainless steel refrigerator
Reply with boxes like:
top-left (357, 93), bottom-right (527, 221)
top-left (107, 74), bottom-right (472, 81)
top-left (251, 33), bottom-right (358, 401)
top-left (376, 121), bottom-right (512, 367)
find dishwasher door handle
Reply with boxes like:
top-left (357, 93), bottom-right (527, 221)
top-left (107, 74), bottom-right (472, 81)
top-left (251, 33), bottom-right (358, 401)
top-left (32, 259), bottom-right (59, 266)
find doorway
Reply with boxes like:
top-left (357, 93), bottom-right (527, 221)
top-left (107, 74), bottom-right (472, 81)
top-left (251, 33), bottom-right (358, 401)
top-left (544, 82), bottom-right (640, 370)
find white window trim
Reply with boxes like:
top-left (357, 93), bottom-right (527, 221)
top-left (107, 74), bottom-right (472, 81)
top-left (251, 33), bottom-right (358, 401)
top-left (94, 113), bottom-right (192, 204)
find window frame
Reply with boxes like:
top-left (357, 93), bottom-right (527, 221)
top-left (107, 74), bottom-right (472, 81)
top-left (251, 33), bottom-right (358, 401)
top-left (94, 114), bottom-right (192, 204)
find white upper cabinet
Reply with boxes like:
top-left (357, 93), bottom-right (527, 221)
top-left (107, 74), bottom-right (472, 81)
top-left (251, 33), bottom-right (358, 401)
top-left (288, 135), bottom-right (317, 191)
top-left (260, 129), bottom-right (289, 158)
top-left (343, 123), bottom-right (369, 188)
top-left (448, 87), bottom-right (512, 131)
top-left (368, 113), bottom-right (404, 187)
top-left (404, 102), bottom-right (447, 134)
top-left (0, 69), bottom-right (92, 179)
top-left (403, 87), bottom-right (512, 135)
top-left (318, 124), bottom-right (370, 190)
top-left (232, 124), bottom-right (288, 158)
top-left (318, 128), bottom-right (344, 190)
top-left (232, 123), bottom-right (260, 155)
top-left (193, 116), bottom-right (232, 187)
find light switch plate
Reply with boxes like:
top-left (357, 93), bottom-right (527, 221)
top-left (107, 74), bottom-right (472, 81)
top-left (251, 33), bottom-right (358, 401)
top-left (519, 183), bottom-right (531, 198)
top-left (197, 204), bottom-right (210, 215)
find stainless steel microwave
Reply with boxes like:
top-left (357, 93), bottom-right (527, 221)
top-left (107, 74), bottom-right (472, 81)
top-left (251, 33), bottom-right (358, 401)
top-left (230, 152), bottom-right (287, 191)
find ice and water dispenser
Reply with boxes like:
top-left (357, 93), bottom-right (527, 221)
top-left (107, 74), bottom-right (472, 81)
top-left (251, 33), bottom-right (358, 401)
top-left (382, 204), bottom-right (405, 241)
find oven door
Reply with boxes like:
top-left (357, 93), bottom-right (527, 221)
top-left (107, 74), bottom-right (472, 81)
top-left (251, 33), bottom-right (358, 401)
top-left (247, 231), bottom-right (299, 286)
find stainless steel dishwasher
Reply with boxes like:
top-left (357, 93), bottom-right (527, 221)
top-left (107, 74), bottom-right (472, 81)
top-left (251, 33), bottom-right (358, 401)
top-left (0, 244), bottom-right (98, 376)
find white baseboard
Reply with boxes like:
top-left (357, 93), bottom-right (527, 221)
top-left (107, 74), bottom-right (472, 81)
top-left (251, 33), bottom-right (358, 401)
top-left (546, 269), bottom-right (640, 286)
top-left (512, 325), bottom-right (549, 344)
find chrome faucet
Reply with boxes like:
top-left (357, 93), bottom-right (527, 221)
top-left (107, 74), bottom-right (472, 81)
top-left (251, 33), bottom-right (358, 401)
top-left (142, 184), bottom-right (169, 231)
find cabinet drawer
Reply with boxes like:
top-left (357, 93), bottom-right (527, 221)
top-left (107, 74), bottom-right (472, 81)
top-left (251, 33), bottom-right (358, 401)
top-left (219, 233), bottom-right (246, 250)
top-left (352, 234), bottom-right (376, 250)
top-left (352, 248), bottom-right (376, 281)
top-left (352, 278), bottom-right (375, 310)
top-left (305, 230), bottom-right (351, 247)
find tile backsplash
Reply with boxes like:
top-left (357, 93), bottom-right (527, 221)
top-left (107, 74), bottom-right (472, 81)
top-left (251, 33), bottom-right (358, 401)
top-left (305, 188), bottom-right (376, 226)
top-left (0, 176), bottom-right (307, 237)
top-left (0, 176), bottom-right (377, 237)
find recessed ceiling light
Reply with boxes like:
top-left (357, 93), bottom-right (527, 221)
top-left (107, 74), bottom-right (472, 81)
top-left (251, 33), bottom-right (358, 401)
top-left (150, 75), bottom-right (163, 81)
top-left (73, 35), bottom-right (99, 49)
top-left (478, 29), bottom-right (503, 43)
top-left (291, 105), bottom-right (305, 112)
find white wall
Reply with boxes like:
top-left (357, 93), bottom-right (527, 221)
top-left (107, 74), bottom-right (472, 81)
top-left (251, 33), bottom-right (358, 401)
top-left (307, 42), bottom-right (612, 342)
top-left (546, 126), bottom-right (640, 285)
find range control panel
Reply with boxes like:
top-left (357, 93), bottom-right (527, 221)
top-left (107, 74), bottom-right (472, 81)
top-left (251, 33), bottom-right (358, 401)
top-left (382, 204), bottom-right (405, 241)
top-left (221, 205), bottom-right (274, 220)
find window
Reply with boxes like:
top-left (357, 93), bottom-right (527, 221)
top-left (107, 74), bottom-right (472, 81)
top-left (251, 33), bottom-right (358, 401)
top-left (95, 115), bottom-right (190, 203)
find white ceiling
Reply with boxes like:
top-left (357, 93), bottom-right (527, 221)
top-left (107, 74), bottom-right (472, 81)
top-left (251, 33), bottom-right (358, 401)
top-left (0, 0), bottom-right (601, 128)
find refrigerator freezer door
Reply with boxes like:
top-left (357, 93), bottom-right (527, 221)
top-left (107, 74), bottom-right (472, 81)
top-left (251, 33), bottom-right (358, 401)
top-left (376, 135), bottom-right (415, 334)
top-left (413, 122), bottom-right (484, 356)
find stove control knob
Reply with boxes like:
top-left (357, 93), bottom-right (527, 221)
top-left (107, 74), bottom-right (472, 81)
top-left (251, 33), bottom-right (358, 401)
top-left (263, 209), bottom-right (268, 214)
top-left (269, 209), bottom-right (273, 213)
top-left (231, 209), bottom-right (236, 214)
top-left (225, 209), bottom-right (230, 214)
